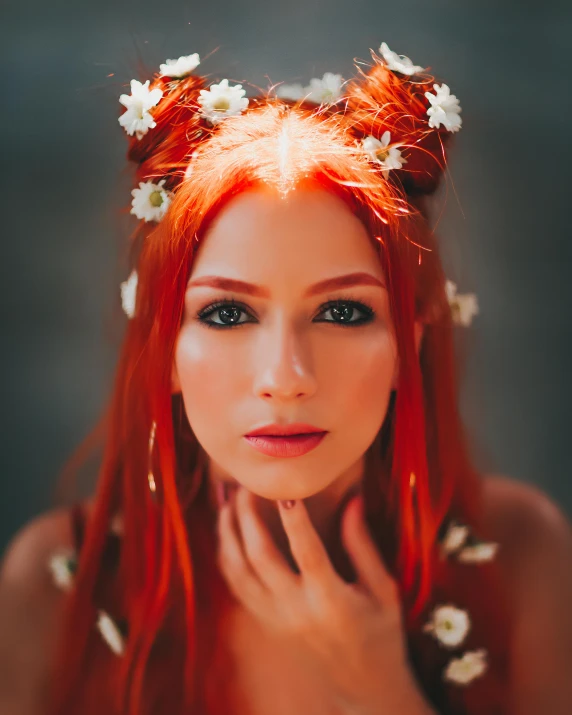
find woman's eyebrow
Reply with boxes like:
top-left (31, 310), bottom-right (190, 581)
top-left (186, 272), bottom-right (386, 298)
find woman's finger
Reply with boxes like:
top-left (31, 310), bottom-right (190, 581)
top-left (217, 496), bottom-right (268, 608)
top-left (234, 487), bottom-right (299, 595)
top-left (341, 495), bottom-right (399, 606)
top-left (277, 498), bottom-right (339, 594)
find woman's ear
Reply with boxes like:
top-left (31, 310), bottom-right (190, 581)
top-left (390, 321), bottom-right (425, 390)
top-left (171, 362), bottom-right (181, 394)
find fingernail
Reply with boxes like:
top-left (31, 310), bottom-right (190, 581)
top-left (279, 499), bottom-right (296, 509)
top-left (215, 482), bottom-right (228, 506)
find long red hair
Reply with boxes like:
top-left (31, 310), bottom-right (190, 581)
top-left (48, 51), bottom-right (512, 715)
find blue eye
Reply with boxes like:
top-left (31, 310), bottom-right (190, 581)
top-left (195, 297), bottom-right (376, 329)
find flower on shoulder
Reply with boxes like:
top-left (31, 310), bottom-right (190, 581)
top-left (425, 83), bottom-right (462, 133)
top-left (305, 72), bottom-right (344, 105)
top-left (48, 548), bottom-right (78, 592)
top-left (159, 52), bottom-right (200, 78)
top-left (361, 131), bottom-right (407, 178)
top-left (445, 280), bottom-right (479, 327)
top-left (440, 520), bottom-right (470, 557)
top-left (118, 79), bottom-right (163, 140)
top-left (120, 270), bottom-right (138, 320)
top-left (96, 610), bottom-right (125, 656)
top-left (197, 79), bottom-right (249, 125)
top-left (378, 42), bottom-right (425, 76)
top-left (457, 542), bottom-right (500, 564)
top-left (423, 604), bottom-right (471, 648)
top-left (444, 648), bottom-right (488, 685)
top-left (130, 179), bottom-right (173, 223)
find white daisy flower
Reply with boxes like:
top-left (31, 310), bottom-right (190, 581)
top-left (120, 270), bottom-right (138, 320)
top-left (361, 131), bottom-right (407, 178)
top-left (96, 610), bottom-right (125, 656)
top-left (425, 83), bottom-right (462, 133)
top-left (457, 542), bottom-right (499, 564)
top-left (444, 649), bottom-right (488, 685)
top-left (305, 72), bottom-right (344, 105)
top-left (159, 52), bottom-right (201, 78)
top-left (48, 549), bottom-right (78, 592)
top-left (455, 293), bottom-right (479, 327)
top-left (440, 521), bottom-right (470, 556)
top-left (379, 42), bottom-right (425, 76)
top-left (276, 83), bottom-right (307, 101)
top-left (445, 279), bottom-right (458, 303)
top-left (423, 604), bottom-right (471, 648)
top-left (118, 79), bottom-right (164, 140)
top-left (445, 280), bottom-right (479, 327)
top-left (197, 79), bottom-right (249, 125)
top-left (130, 178), bottom-right (173, 223)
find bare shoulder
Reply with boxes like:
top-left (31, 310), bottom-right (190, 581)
top-left (481, 474), bottom-right (572, 714)
top-left (483, 475), bottom-right (572, 569)
top-left (1, 507), bottom-right (75, 585)
top-left (482, 473), bottom-right (571, 551)
top-left (0, 504), bottom-right (88, 715)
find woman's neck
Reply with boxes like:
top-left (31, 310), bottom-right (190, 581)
top-left (205, 456), bottom-right (366, 580)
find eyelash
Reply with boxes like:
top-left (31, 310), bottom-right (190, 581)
top-left (195, 294), bottom-right (376, 330)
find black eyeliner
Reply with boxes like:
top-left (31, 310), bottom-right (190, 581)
top-left (194, 294), bottom-right (376, 330)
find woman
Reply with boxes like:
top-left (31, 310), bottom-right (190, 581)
top-left (1, 43), bottom-right (571, 715)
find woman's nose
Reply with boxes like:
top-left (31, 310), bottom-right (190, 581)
top-left (252, 318), bottom-right (317, 401)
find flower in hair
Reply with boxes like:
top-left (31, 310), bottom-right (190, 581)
top-left (305, 72), bottom-right (344, 105)
top-left (445, 280), bottom-right (479, 327)
top-left (96, 610), bottom-right (125, 656)
top-left (379, 42), bottom-right (425, 76)
top-left (118, 79), bottom-right (164, 140)
top-left (120, 270), bottom-right (138, 319)
top-left (361, 131), bottom-right (407, 178)
top-left (457, 542), bottom-right (499, 564)
top-left (423, 604), bottom-right (471, 648)
top-left (159, 52), bottom-right (200, 78)
top-left (130, 178), bottom-right (173, 223)
top-left (197, 79), bottom-right (249, 125)
top-left (276, 83), bottom-right (307, 101)
top-left (425, 83), bottom-right (462, 133)
top-left (48, 548), bottom-right (78, 592)
top-left (444, 649), bottom-right (488, 685)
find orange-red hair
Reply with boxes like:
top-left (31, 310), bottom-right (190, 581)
top-left (48, 51), bottom-right (512, 715)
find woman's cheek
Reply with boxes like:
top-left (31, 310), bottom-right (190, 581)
top-left (175, 330), bottom-right (224, 418)
top-left (174, 329), bottom-right (246, 449)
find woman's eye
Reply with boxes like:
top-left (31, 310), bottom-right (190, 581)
top-left (196, 299), bottom-right (375, 330)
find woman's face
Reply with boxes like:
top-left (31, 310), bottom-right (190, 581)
top-left (173, 184), bottom-right (412, 500)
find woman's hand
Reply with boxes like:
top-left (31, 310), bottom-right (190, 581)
top-left (216, 486), bottom-right (436, 715)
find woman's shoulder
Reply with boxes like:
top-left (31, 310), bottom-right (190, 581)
top-left (0, 497), bottom-right (115, 595)
top-left (0, 501), bottom-right (93, 713)
top-left (481, 473), bottom-right (572, 562)
top-left (0, 503), bottom-right (81, 587)
top-left (481, 473), bottom-right (572, 712)
top-left (480, 471), bottom-right (572, 601)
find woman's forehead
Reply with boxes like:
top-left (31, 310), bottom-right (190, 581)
top-left (189, 185), bottom-right (385, 289)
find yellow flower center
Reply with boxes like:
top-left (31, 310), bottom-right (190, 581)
top-left (213, 97), bottom-right (231, 112)
top-left (149, 190), bottom-right (163, 207)
top-left (375, 148), bottom-right (390, 162)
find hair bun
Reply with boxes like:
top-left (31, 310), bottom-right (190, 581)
top-left (345, 54), bottom-right (456, 197)
top-left (121, 73), bottom-right (209, 191)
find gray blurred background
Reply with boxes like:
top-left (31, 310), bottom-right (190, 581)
top-left (2, 0), bottom-right (571, 552)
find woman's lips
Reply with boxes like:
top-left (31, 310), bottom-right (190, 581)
top-left (244, 432), bottom-right (327, 458)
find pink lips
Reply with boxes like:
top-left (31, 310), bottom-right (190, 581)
top-left (244, 432), bottom-right (327, 458)
top-left (245, 422), bottom-right (326, 437)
